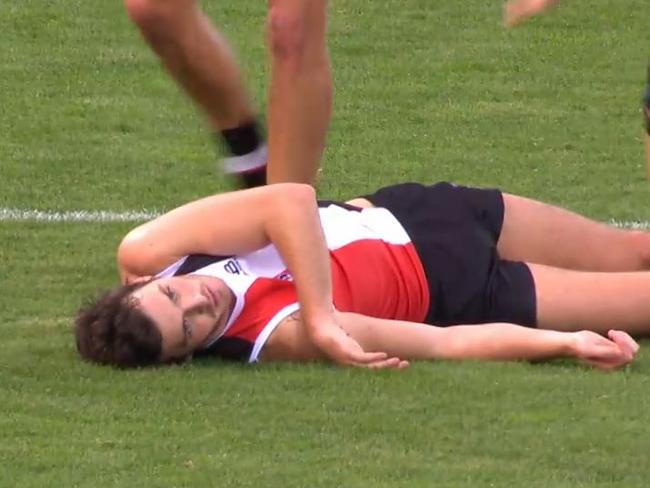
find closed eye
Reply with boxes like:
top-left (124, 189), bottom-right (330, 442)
top-left (159, 285), bottom-right (179, 305)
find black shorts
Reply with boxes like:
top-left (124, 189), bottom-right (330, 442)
top-left (364, 182), bottom-right (537, 327)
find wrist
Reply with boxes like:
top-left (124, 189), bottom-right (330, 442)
top-left (564, 332), bottom-right (582, 358)
top-left (302, 305), bottom-right (336, 332)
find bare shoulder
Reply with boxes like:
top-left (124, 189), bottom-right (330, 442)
top-left (260, 310), bottom-right (323, 362)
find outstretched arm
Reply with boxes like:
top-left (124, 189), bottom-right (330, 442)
top-left (117, 184), bottom-right (400, 369)
top-left (343, 313), bottom-right (638, 369)
top-left (264, 311), bottom-right (638, 370)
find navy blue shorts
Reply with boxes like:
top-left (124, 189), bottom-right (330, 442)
top-left (365, 182), bottom-right (537, 327)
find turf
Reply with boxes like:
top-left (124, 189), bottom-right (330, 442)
top-left (1, 0), bottom-right (650, 486)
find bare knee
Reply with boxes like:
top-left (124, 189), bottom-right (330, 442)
top-left (266, 5), bottom-right (312, 66)
top-left (588, 228), bottom-right (650, 271)
top-left (625, 230), bottom-right (650, 270)
top-left (124, 0), bottom-right (195, 30)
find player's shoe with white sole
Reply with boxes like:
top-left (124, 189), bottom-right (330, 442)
top-left (221, 143), bottom-right (268, 189)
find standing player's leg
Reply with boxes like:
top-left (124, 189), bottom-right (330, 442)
top-left (265, 0), bottom-right (332, 185)
top-left (124, 0), bottom-right (267, 187)
top-left (496, 193), bottom-right (650, 271)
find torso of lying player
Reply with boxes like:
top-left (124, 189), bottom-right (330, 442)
top-left (120, 185), bottom-right (431, 364)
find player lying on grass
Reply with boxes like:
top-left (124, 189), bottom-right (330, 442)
top-left (75, 181), bottom-right (648, 371)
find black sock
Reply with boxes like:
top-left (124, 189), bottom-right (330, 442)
top-left (220, 121), bottom-right (264, 157)
top-left (218, 121), bottom-right (267, 188)
top-left (239, 166), bottom-right (267, 188)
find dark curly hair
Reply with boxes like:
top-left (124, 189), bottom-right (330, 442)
top-left (74, 282), bottom-right (163, 368)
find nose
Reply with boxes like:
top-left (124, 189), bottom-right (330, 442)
top-left (182, 285), bottom-right (211, 312)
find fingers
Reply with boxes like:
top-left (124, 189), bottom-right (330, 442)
top-left (583, 331), bottom-right (639, 370)
top-left (585, 342), bottom-right (627, 362)
top-left (345, 351), bottom-right (409, 370)
top-left (608, 330), bottom-right (640, 356)
top-left (587, 353), bottom-right (634, 371)
top-left (318, 330), bottom-right (408, 369)
top-left (349, 351), bottom-right (388, 364)
top-left (363, 358), bottom-right (410, 370)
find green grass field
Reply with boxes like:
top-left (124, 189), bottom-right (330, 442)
top-left (1, 1), bottom-right (650, 486)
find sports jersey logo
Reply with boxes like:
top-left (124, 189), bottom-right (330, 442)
top-left (224, 259), bottom-right (245, 275)
top-left (275, 271), bottom-right (293, 281)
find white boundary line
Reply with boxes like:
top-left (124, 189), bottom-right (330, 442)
top-left (0, 208), bottom-right (161, 223)
top-left (1, 207), bottom-right (650, 230)
top-left (609, 220), bottom-right (650, 231)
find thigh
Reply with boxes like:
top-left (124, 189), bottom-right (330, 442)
top-left (497, 193), bottom-right (646, 271)
top-left (529, 262), bottom-right (650, 337)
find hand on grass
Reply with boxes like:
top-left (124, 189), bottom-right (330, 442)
top-left (572, 330), bottom-right (639, 370)
top-left (503, 0), bottom-right (560, 27)
top-left (310, 318), bottom-right (409, 370)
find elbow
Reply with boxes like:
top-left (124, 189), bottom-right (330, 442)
top-left (291, 182), bottom-right (317, 201)
top-left (263, 183), bottom-right (318, 225)
top-left (276, 182), bottom-right (317, 206)
top-left (432, 340), bottom-right (465, 361)
top-left (116, 226), bottom-right (153, 283)
top-left (428, 329), bottom-right (478, 361)
top-left (116, 233), bottom-right (141, 283)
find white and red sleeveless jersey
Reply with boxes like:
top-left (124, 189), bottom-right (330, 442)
top-left (155, 202), bottom-right (429, 362)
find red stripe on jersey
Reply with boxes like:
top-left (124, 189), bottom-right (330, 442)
top-left (330, 239), bottom-right (429, 322)
top-left (225, 237), bottom-right (429, 345)
top-left (224, 278), bottom-right (297, 343)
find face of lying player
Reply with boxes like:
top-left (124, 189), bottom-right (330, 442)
top-left (131, 275), bottom-right (235, 361)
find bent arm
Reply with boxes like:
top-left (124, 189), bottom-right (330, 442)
top-left (118, 183), bottom-right (334, 326)
top-left (117, 185), bottom-right (398, 367)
